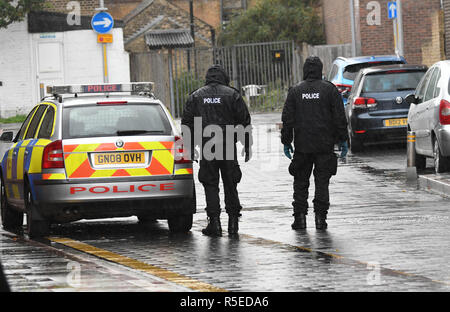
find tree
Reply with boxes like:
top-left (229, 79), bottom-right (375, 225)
top-left (0, 0), bottom-right (46, 29)
top-left (218, 0), bottom-right (325, 46)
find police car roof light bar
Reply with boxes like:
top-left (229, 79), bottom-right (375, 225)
top-left (46, 82), bottom-right (154, 95)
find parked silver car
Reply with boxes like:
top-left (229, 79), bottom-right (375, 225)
top-left (406, 61), bottom-right (450, 173)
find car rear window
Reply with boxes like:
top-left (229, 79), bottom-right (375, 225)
top-left (343, 61), bottom-right (405, 81)
top-left (361, 70), bottom-right (426, 93)
top-left (62, 103), bottom-right (172, 139)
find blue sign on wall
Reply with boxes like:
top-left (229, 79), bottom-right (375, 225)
top-left (388, 2), bottom-right (397, 19)
top-left (91, 12), bottom-right (114, 34)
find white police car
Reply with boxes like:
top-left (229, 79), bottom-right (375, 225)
top-left (0, 83), bottom-right (195, 237)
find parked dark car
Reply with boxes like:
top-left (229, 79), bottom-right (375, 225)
top-left (327, 55), bottom-right (407, 105)
top-left (346, 64), bottom-right (427, 152)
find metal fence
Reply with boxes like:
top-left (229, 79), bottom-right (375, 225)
top-left (169, 41), bottom-right (298, 117)
top-left (130, 41), bottom-right (352, 118)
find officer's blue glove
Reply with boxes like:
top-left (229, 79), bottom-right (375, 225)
top-left (339, 141), bottom-right (348, 158)
top-left (284, 144), bottom-right (294, 159)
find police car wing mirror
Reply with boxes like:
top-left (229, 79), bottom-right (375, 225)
top-left (405, 93), bottom-right (417, 105)
top-left (0, 131), bottom-right (14, 142)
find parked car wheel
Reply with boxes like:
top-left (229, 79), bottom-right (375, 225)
top-left (348, 129), bottom-right (363, 153)
top-left (24, 181), bottom-right (50, 238)
top-left (1, 176), bottom-right (23, 230)
top-left (433, 138), bottom-right (449, 173)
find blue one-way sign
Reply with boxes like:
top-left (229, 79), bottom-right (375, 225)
top-left (388, 2), bottom-right (397, 19)
top-left (91, 12), bottom-right (114, 34)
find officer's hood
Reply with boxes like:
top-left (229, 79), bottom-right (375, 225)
top-left (205, 65), bottom-right (230, 86)
top-left (303, 56), bottom-right (323, 80)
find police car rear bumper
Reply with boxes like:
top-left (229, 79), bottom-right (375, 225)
top-left (33, 175), bottom-right (193, 204)
top-left (33, 175), bottom-right (194, 222)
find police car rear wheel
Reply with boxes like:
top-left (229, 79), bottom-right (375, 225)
top-left (168, 213), bottom-right (193, 233)
top-left (24, 183), bottom-right (50, 238)
top-left (0, 177), bottom-right (23, 230)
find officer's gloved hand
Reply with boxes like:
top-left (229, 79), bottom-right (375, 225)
top-left (241, 147), bottom-right (251, 162)
top-left (339, 141), bottom-right (348, 158)
top-left (284, 144), bottom-right (294, 159)
top-left (191, 148), bottom-right (199, 163)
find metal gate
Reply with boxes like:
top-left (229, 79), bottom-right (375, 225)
top-left (170, 41), bottom-right (298, 117)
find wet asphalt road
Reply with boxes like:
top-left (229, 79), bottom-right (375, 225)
top-left (1, 113), bottom-right (449, 292)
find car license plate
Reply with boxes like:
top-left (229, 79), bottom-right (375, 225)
top-left (93, 152), bottom-right (146, 166)
top-left (384, 118), bottom-right (407, 127)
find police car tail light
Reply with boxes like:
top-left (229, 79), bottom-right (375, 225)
top-left (42, 140), bottom-right (64, 169)
top-left (174, 136), bottom-right (192, 164)
top-left (353, 97), bottom-right (377, 109)
top-left (439, 100), bottom-right (450, 125)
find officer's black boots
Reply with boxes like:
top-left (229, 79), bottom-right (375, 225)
top-left (228, 214), bottom-right (239, 235)
top-left (202, 215), bottom-right (222, 236)
top-left (291, 213), bottom-right (307, 230)
top-left (315, 214), bottom-right (328, 230)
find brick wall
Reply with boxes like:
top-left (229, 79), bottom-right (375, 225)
top-left (124, 0), bottom-right (215, 52)
top-left (443, 0), bottom-right (450, 57)
top-left (169, 0), bottom-right (221, 28)
top-left (321, 0), bottom-right (352, 44)
top-left (321, 0), bottom-right (444, 65)
top-left (43, 0), bottom-right (140, 21)
top-left (359, 0), bottom-right (443, 65)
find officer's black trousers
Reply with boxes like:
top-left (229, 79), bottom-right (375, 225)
top-left (289, 152), bottom-right (336, 217)
top-left (198, 159), bottom-right (242, 217)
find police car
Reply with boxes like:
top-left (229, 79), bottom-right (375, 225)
top-left (0, 83), bottom-right (195, 237)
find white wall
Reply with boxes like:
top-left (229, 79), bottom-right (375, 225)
top-left (61, 28), bottom-right (130, 85)
top-left (0, 20), bottom-right (34, 118)
top-left (0, 20), bottom-right (130, 118)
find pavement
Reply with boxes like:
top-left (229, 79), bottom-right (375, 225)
top-left (0, 114), bottom-right (449, 293)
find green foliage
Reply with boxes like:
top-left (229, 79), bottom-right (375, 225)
top-left (174, 71), bottom-right (205, 114)
top-left (0, 115), bottom-right (27, 124)
top-left (218, 0), bottom-right (325, 46)
top-left (0, 0), bottom-right (46, 29)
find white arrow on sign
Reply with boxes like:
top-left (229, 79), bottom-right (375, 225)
top-left (389, 2), bottom-right (396, 18)
top-left (93, 18), bottom-right (112, 28)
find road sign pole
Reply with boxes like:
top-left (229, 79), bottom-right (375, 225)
top-left (93, 1), bottom-right (113, 84)
top-left (393, 17), bottom-right (398, 54)
top-left (350, 0), bottom-right (357, 57)
top-left (102, 43), bottom-right (108, 83)
top-left (397, 0), bottom-right (404, 56)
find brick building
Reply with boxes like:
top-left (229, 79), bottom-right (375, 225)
top-left (321, 0), bottom-right (444, 66)
top-left (123, 0), bottom-right (216, 52)
top-left (123, 0), bottom-right (255, 53)
top-left (442, 0), bottom-right (450, 57)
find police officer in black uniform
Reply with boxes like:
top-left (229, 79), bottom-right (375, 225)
top-left (181, 65), bottom-right (251, 236)
top-left (281, 56), bottom-right (347, 230)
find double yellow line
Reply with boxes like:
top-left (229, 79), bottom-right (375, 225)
top-left (49, 237), bottom-right (226, 292)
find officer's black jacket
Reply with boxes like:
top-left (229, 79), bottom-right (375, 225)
top-left (281, 57), bottom-right (348, 153)
top-left (181, 65), bottom-right (251, 154)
